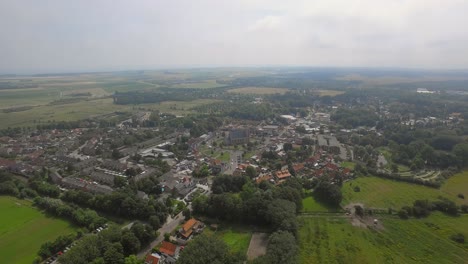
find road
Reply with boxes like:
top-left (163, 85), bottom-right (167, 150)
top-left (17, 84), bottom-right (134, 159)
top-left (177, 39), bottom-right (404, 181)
top-left (137, 212), bottom-right (185, 258)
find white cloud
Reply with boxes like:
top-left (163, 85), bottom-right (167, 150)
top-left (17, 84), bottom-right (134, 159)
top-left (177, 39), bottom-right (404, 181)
top-left (1, 0), bottom-right (468, 73)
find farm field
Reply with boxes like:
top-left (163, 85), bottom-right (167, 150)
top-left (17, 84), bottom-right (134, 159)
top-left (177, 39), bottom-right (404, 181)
top-left (227, 87), bottom-right (290, 95)
top-left (0, 98), bottom-right (221, 129)
top-left (341, 176), bottom-right (449, 209)
top-left (0, 196), bottom-right (77, 264)
top-left (316, 89), bottom-right (345, 97)
top-left (299, 213), bottom-right (468, 264)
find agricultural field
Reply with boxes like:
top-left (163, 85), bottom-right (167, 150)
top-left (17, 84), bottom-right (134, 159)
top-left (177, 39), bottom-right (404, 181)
top-left (0, 97), bottom-right (221, 129)
top-left (316, 89), bottom-right (345, 97)
top-left (341, 176), bottom-right (449, 209)
top-left (441, 171), bottom-right (468, 205)
top-left (299, 213), bottom-right (468, 264)
top-left (0, 196), bottom-right (77, 264)
top-left (227, 87), bottom-right (290, 95)
top-left (169, 79), bottom-right (226, 89)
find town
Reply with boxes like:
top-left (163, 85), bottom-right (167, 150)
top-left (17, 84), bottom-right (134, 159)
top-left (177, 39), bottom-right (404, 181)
top-left (1, 71), bottom-right (468, 264)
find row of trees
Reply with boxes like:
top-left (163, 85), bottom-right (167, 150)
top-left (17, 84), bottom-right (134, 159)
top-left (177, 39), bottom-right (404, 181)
top-left (398, 198), bottom-right (466, 219)
top-left (34, 197), bottom-right (107, 229)
top-left (61, 189), bottom-right (168, 227)
top-left (59, 224), bottom-right (154, 264)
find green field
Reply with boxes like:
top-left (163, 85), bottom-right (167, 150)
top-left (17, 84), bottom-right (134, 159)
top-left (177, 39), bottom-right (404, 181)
top-left (0, 196), bottom-right (77, 264)
top-left (299, 213), bottom-right (468, 264)
top-left (441, 171), bottom-right (468, 205)
top-left (0, 97), bottom-right (221, 129)
top-left (204, 226), bottom-right (252, 256)
top-left (302, 196), bottom-right (339, 212)
top-left (341, 176), bottom-right (449, 209)
top-left (340, 161), bottom-right (356, 169)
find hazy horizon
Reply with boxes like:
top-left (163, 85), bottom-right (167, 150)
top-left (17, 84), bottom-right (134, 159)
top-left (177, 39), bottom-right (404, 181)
top-left (2, 0), bottom-right (468, 74)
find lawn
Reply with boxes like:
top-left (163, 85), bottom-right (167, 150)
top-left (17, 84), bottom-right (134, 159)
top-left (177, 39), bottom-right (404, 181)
top-left (302, 196), bottom-right (339, 212)
top-left (0, 196), bottom-right (77, 264)
top-left (204, 226), bottom-right (252, 256)
top-left (341, 176), bottom-right (449, 209)
top-left (299, 213), bottom-right (468, 264)
top-left (441, 170), bottom-right (468, 205)
top-left (340, 161), bottom-right (356, 169)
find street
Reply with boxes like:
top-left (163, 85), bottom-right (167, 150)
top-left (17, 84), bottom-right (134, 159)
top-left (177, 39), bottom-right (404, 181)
top-left (137, 212), bottom-right (185, 258)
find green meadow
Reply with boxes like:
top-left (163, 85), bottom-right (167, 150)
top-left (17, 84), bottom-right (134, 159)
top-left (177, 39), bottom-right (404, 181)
top-left (0, 196), bottom-right (77, 264)
top-left (299, 213), bottom-right (468, 264)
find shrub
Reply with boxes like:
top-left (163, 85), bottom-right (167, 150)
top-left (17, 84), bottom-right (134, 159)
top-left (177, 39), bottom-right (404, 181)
top-left (353, 186), bottom-right (361, 192)
top-left (450, 233), bottom-right (465, 244)
top-left (457, 193), bottom-right (465, 199)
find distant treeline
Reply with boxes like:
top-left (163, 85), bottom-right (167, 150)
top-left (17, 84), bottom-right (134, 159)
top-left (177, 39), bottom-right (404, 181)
top-left (0, 81), bottom-right (39, 90)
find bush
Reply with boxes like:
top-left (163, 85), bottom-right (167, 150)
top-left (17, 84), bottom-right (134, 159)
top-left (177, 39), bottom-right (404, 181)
top-left (457, 193), bottom-right (465, 199)
top-left (353, 186), bottom-right (361, 192)
top-left (461, 205), bottom-right (468, 213)
top-left (450, 233), bottom-right (465, 244)
top-left (398, 209), bottom-right (409, 219)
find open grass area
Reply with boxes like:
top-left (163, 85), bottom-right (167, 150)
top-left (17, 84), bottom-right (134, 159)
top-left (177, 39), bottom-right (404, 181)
top-left (441, 170), bottom-right (468, 205)
top-left (340, 161), bottom-right (356, 169)
top-left (341, 176), bottom-right (449, 209)
top-left (0, 196), bottom-right (77, 264)
top-left (302, 196), bottom-right (340, 212)
top-left (227, 87), bottom-right (289, 95)
top-left (299, 213), bottom-right (468, 264)
top-left (204, 225), bottom-right (252, 256)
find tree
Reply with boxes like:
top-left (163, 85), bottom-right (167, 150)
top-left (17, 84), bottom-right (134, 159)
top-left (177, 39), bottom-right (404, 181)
top-left (313, 180), bottom-right (342, 207)
top-left (120, 230), bottom-right (141, 255)
top-left (266, 199), bottom-right (298, 236)
top-left (103, 245), bottom-right (124, 264)
top-left (183, 208), bottom-right (192, 220)
top-left (261, 231), bottom-right (298, 264)
top-left (124, 255), bottom-right (143, 264)
top-left (245, 166), bottom-right (257, 179)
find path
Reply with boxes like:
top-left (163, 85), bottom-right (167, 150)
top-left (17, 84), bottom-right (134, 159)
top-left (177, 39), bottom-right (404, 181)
top-left (137, 212), bottom-right (185, 258)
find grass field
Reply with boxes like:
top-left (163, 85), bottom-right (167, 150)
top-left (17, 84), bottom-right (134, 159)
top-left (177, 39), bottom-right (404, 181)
top-left (0, 98), bottom-right (221, 129)
top-left (341, 176), bottom-right (449, 209)
top-left (340, 161), bottom-right (356, 169)
top-left (204, 226), bottom-right (252, 256)
top-left (441, 171), bottom-right (468, 205)
top-left (0, 196), bottom-right (77, 264)
top-left (302, 196), bottom-right (339, 212)
top-left (299, 213), bottom-right (468, 264)
top-left (227, 87), bottom-right (289, 95)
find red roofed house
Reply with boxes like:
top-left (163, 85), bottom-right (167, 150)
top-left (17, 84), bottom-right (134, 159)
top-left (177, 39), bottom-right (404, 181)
top-left (145, 253), bottom-right (161, 264)
top-left (292, 163), bottom-right (305, 175)
top-left (159, 241), bottom-right (178, 257)
top-left (256, 173), bottom-right (273, 184)
top-left (179, 218), bottom-right (203, 241)
top-left (274, 169), bottom-right (291, 181)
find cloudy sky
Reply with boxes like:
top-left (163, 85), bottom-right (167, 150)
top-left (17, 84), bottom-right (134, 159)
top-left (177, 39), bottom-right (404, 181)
top-left (1, 0), bottom-right (468, 73)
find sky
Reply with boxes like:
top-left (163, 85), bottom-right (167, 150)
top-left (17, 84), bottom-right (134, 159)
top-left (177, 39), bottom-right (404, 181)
top-left (1, 0), bottom-right (468, 73)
